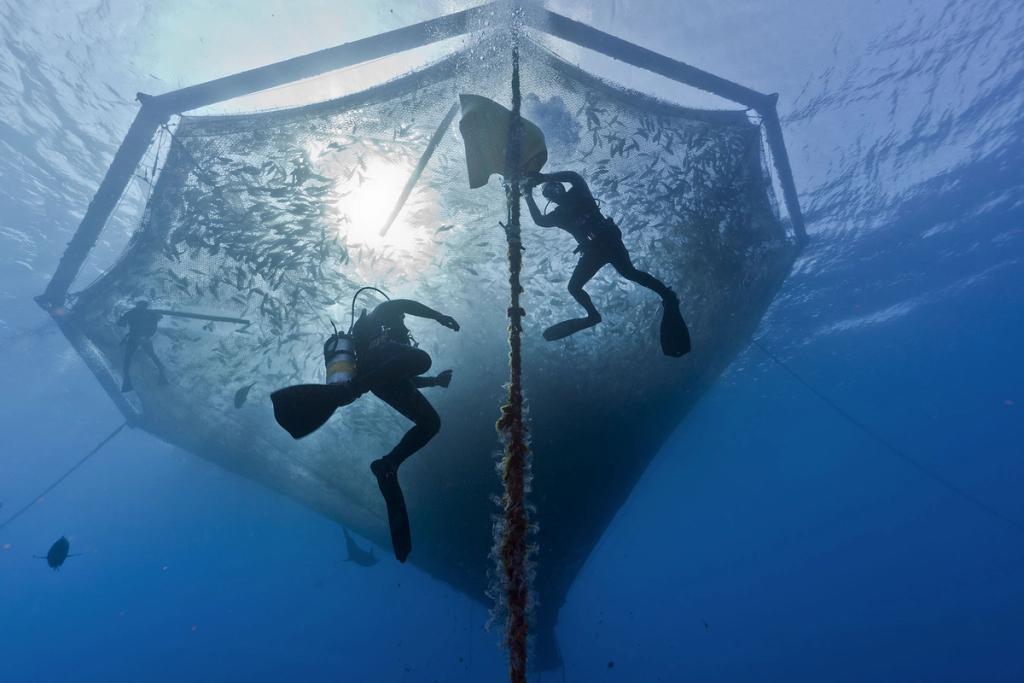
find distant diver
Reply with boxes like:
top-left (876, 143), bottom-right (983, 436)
top-left (118, 300), bottom-right (169, 392)
top-left (270, 288), bottom-right (459, 562)
top-left (524, 171), bottom-right (690, 356)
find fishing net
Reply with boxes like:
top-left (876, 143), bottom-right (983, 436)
top-left (63, 33), bottom-right (798, 667)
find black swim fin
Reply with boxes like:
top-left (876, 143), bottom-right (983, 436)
top-left (371, 459), bottom-right (411, 563)
top-left (660, 296), bottom-right (691, 357)
top-left (270, 383), bottom-right (359, 439)
top-left (543, 316), bottom-right (601, 342)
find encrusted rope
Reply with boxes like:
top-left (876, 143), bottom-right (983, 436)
top-left (495, 28), bottom-right (531, 683)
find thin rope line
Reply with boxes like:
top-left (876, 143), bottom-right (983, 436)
top-left (0, 422), bottom-right (128, 533)
top-left (752, 339), bottom-right (1024, 534)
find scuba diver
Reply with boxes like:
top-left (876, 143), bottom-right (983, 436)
top-left (118, 300), bottom-right (168, 392)
top-left (270, 289), bottom-right (459, 562)
top-left (524, 171), bottom-right (690, 356)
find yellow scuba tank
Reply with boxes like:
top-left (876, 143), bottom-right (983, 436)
top-left (324, 325), bottom-right (357, 385)
top-left (323, 286), bottom-right (391, 385)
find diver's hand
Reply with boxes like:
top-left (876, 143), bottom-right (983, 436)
top-left (435, 369), bottom-right (453, 388)
top-left (524, 173), bottom-right (541, 188)
top-left (437, 314), bottom-right (460, 331)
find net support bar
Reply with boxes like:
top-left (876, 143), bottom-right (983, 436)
top-left (526, 8), bottom-right (807, 243)
top-left (38, 101), bottom-right (169, 308)
top-left (760, 96), bottom-right (808, 244)
top-left (39, 1), bottom-right (807, 310)
top-left (529, 9), bottom-right (768, 108)
top-left (150, 2), bottom-right (504, 114)
top-left (380, 100), bottom-right (460, 236)
top-left (38, 2), bottom-right (509, 309)
top-left (149, 310), bottom-right (251, 325)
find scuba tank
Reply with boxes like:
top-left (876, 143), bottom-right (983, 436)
top-left (324, 325), bottom-right (357, 385)
top-left (322, 286), bottom-right (391, 385)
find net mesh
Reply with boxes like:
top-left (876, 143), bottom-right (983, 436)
top-left (65, 34), bottom-right (798, 666)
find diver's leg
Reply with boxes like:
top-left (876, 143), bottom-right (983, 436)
top-left (567, 250), bottom-right (606, 320)
top-left (544, 250), bottom-right (607, 341)
top-left (607, 242), bottom-right (690, 356)
top-left (141, 338), bottom-right (169, 385)
top-left (371, 383), bottom-right (441, 469)
top-left (352, 345), bottom-right (431, 395)
top-left (369, 381), bottom-right (440, 563)
top-left (121, 338), bottom-right (138, 392)
top-left (608, 243), bottom-right (674, 300)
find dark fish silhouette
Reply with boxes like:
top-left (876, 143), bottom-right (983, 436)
top-left (233, 382), bottom-right (257, 408)
top-left (36, 536), bottom-right (79, 570)
top-left (342, 527), bottom-right (378, 567)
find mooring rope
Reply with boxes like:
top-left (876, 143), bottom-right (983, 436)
top-left (0, 422), bottom-right (128, 533)
top-left (495, 23), bottom-right (532, 683)
top-left (752, 339), bottom-right (1024, 534)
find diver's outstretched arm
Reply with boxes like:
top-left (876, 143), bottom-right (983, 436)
top-left (524, 188), bottom-right (557, 227)
top-left (411, 369), bottom-right (452, 389)
top-left (375, 300), bottom-right (460, 330)
top-left (537, 170), bottom-right (584, 184)
top-left (537, 171), bottom-right (591, 198)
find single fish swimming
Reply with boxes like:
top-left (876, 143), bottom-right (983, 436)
top-left (342, 527), bottom-right (378, 567)
top-left (35, 536), bottom-right (79, 570)
top-left (234, 382), bottom-right (257, 408)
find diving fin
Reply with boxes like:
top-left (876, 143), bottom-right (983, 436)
top-left (270, 383), bottom-right (360, 439)
top-left (543, 316), bottom-right (601, 342)
top-left (660, 294), bottom-right (691, 357)
top-left (371, 459), bottom-right (411, 563)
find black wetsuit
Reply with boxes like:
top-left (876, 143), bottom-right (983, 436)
top-left (526, 171), bottom-right (673, 320)
top-left (118, 305), bottom-right (167, 390)
top-left (349, 300), bottom-right (446, 469)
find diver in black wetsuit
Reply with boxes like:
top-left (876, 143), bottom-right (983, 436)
top-left (524, 171), bottom-right (682, 344)
top-left (118, 301), bottom-right (168, 392)
top-left (348, 299), bottom-right (458, 477)
top-left (270, 298), bottom-right (459, 561)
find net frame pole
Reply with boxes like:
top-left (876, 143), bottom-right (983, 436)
top-left (759, 95), bottom-right (808, 244)
top-left (37, 2), bottom-right (507, 309)
top-left (149, 2), bottom-right (505, 115)
top-left (524, 8), bottom-right (807, 243)
top-left (39, 0), bottom-right (807, 310)
top-left (37, 99), bottom-right (169, 308)
top-left (380, 100), bottom-right (460, 237)
top-left (528, 9), bottom-right (767, 108)
top-left (148, 310), bottom-right (251, 325)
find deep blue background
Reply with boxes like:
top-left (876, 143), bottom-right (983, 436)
top-left (2, 1), bottom-right (1023, 681)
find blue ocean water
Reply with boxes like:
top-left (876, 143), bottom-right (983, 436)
top-left (2, 1), bottom-right (1022, 681)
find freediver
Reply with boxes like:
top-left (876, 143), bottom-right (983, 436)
top-left (270, 295), bottom-right (459, 562)
top-left (524, 171), bottom-right (690, 356)
top-left (118, 300), bottom-right (169, 392)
